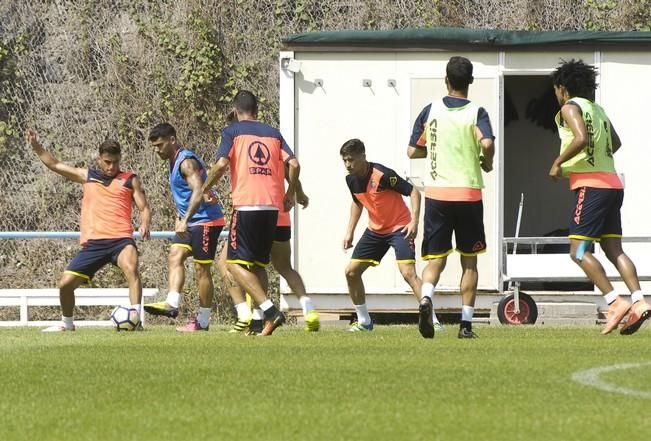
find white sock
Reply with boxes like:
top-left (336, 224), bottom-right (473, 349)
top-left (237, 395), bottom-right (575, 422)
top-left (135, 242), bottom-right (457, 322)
top-left (62, 316), bottom-right (74, 329)
top-left (235, 302), bottom-right (252, 321)
top-left (604, 290), bottom-right (619, 305)
top-left (421, 283), bottom-right (440, 322)
top-left (166, 291), bottom-right (181, 308)
top-left (252, 308), bottom-right (264, 320)
top-left (259, 299), bottom-right (274, 311)
top-left (631, 290), bottom-right (644, 304)
top-left (354, 303), bottom-right (371, 326)
top-left (299, 296), bottom-right (315, 316)
top-left (421, 282), bottom-right (435, 299)
top-left (131, 304), bottom-right (141, 312)
top-left (197, 307), bottom-right (211, 328)
top-left (461, 305), bottom-right (474, 322)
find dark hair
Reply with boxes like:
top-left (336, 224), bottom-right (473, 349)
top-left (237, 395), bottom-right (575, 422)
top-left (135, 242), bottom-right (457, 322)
top-left (233, 90), bottom-right (258, 115)
top-left (148, 123), bottom-right (176, 141)
top-left (551, 59), bottom-right (598, 99)
top-left (340, 138), bottom-right (365, 156)
top-left (99, 140), bottom-right (121, 156)
top-left (446, 56), bottom-right (474, 90)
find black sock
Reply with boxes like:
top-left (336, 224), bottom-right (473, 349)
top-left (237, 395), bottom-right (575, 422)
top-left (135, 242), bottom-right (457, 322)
top-left (461, 320), bottom-right (472, 331)
top-left (250, 319), bottom-right (263, 333)
top-left (263, 305), bottom-right (279, 320)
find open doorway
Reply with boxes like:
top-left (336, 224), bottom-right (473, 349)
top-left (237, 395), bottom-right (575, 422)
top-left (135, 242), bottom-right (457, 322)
top-left (503, 75), bottom-right (572, 240)
top-left (502, 75), bottom-right (591, 290)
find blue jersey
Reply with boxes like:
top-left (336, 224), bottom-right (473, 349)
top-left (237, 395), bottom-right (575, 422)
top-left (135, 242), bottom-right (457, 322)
top-left (170, 148), bottom-right (224, 226)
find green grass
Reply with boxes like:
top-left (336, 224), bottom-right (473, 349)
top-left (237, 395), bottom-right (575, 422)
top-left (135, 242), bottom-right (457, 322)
top-left (1, 324), bottom-right (650, 441)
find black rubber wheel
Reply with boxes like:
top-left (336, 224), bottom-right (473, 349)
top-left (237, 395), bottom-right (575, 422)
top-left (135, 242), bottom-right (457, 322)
top-left (497, 292), bottom-right (538, 324)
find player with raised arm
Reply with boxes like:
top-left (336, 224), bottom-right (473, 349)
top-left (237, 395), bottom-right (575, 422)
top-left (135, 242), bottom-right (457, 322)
top-left (144, 123), bottom-right (225, 332)
top-left (340, 139), bottom-right (422, 332)
top-left (407, 56), bottom-right (495, 339)
top-left (26, 128), bottom-right (151, 332)
top-left (203, 90), bottom-right (298, 336)
top-left (549, 59), bottom-right (649, 335)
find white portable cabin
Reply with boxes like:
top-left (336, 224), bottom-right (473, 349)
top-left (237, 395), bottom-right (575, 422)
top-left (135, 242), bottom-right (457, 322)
top-left (277, 28), bottom-right (651, 316)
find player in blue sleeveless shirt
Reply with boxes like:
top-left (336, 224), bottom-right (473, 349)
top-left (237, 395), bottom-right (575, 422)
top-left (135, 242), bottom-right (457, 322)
top-left (145, 123), bottom-right (225, 331)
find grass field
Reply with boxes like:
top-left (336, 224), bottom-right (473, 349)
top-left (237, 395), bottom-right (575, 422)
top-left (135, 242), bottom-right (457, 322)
top-left (1, 324), bottom-right (649, 441)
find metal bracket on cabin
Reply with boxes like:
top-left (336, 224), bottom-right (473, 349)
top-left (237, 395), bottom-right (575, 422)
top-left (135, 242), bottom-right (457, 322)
top-left (314, 78), bottom-right (323, 87)
top-left (362, 79), bottom-right (372, 87)
top-left (387, 79), bottom-right (396, 87)
top-left (280, 57), bottom-right (302, 73)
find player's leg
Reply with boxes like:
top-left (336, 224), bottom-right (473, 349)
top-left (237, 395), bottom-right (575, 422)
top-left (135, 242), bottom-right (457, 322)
top-left (454, 200), bottom-right (486, 339)
top-left (345, 229), bottom-right (387, 332)
top-left (177, 225), bottom-right (221, 332)
top-left (458, 255), bottom-right (479, 339)
top-left (144, 234), bottom-right (191, 318)
top-left (226, 210), bottom-right (284, 336)
top-left (114, 240), bottom-right (142, 309)
top-left (344, 260), bottom-right (374, 331)
top-left (419, 198), bottom-right (454, 338)
top-left (568, 187), bottom-right (630, 334)
top-left (43, 242), bottom-right (108, 332)
top-left (599, 190), bottom-right (649, 334)
top-left (217, 244), bottom-right (252, 332)
top-left (271, 236), bottom-right (319, 331)
top-left (42, 272), bottom-right (85, 332)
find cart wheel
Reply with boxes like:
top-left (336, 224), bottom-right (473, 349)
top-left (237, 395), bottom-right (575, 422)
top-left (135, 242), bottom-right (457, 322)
top-left (497, 292), bottom-right (538, 325)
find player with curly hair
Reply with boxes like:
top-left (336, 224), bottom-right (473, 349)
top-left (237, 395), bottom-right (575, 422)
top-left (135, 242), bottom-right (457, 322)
top-left (549, 59), bottom-right (650, 335)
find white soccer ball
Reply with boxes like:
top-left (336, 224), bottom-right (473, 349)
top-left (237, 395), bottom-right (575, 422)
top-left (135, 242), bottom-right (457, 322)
top-left (110, 305), bottom-right (141, 331)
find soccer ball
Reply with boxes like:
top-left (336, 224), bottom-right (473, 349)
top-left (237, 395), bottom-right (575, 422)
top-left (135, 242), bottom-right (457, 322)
top-left (110, 306), bottom-right (141, 331)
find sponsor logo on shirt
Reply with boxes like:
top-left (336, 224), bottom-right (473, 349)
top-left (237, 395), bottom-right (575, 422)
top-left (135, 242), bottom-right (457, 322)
top-left (248, 141), bottom-right (272, 176)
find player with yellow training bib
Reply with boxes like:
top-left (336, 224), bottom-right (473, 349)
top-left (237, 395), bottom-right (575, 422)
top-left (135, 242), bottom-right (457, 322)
top-left (408, 56), bottom-right (495, 339)
top-left (549, 59), bottom-right (650, 336)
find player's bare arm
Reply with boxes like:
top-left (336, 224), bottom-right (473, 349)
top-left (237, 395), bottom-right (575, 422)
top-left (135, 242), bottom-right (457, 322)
top-left (343, 199), bottom-right (363, 250)
top-left (131, 175), bottom-right (151, 240)
top-left (549, 104), bottom-right (588, 181)
top-left (295, 179), bottom-right (309, 208)
top-left (26, 128), bottom-right (87, 184)
top-left (285, 162), bottom-right (309, 208)
top-left (477, 127), bottom-right (495, 173)
top-left (401, 187), bottom-right (421, 239)
top-left (407, 145), bottom-right (427, 159)
top-left (177, 158), bottom-right (204, 237)
top-left (202, 157), bottom-right (230, 196)
top-left (284, 157), bottom-right (300, 212)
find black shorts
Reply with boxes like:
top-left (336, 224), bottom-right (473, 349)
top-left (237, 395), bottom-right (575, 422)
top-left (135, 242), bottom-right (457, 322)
top-left (422, 198), bottom-right (486, 259)
top-left (172, 224), bottom-right (223, 263)
top-left (227, 210), bottom-right (278, 267)
top-left (273, 226), bottom-right (291, 242)
top-left (351, 228), bottom-right (416, 266)
top-left (569, 187), bottom-right (623, 241)
top-left (66, 238), bottom-right (136, 281)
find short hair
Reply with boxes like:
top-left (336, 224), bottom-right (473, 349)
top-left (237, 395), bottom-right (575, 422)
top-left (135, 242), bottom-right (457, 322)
top-left (98, 140), bottom-right (121, 156)
top-left (340, 138), bottom-right (365, 156)
top-left (233, 90), bottom-right (258, 115)
top-left (551, 59), bottom-right (598, 99)
top-left (148, 123), bottom-right (176, 141)
top-left (446, 56), bottom-right (474, 90)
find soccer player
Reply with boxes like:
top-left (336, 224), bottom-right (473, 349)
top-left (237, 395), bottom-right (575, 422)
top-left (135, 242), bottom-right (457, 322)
top-left (340, 138), bottom-right (422, 332)
top-left (144, 123), bottom-right (225, 332)
top-left (407, 56), bottom-right (495, 339)
top-left (549, 59), bottom-right (650, 335)
top-left (217, 178), bottom-right (320, 335)
top-left (203, 90), bottom-right (298, 336)
top-left (25, 128), bottom-right (151, 332)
